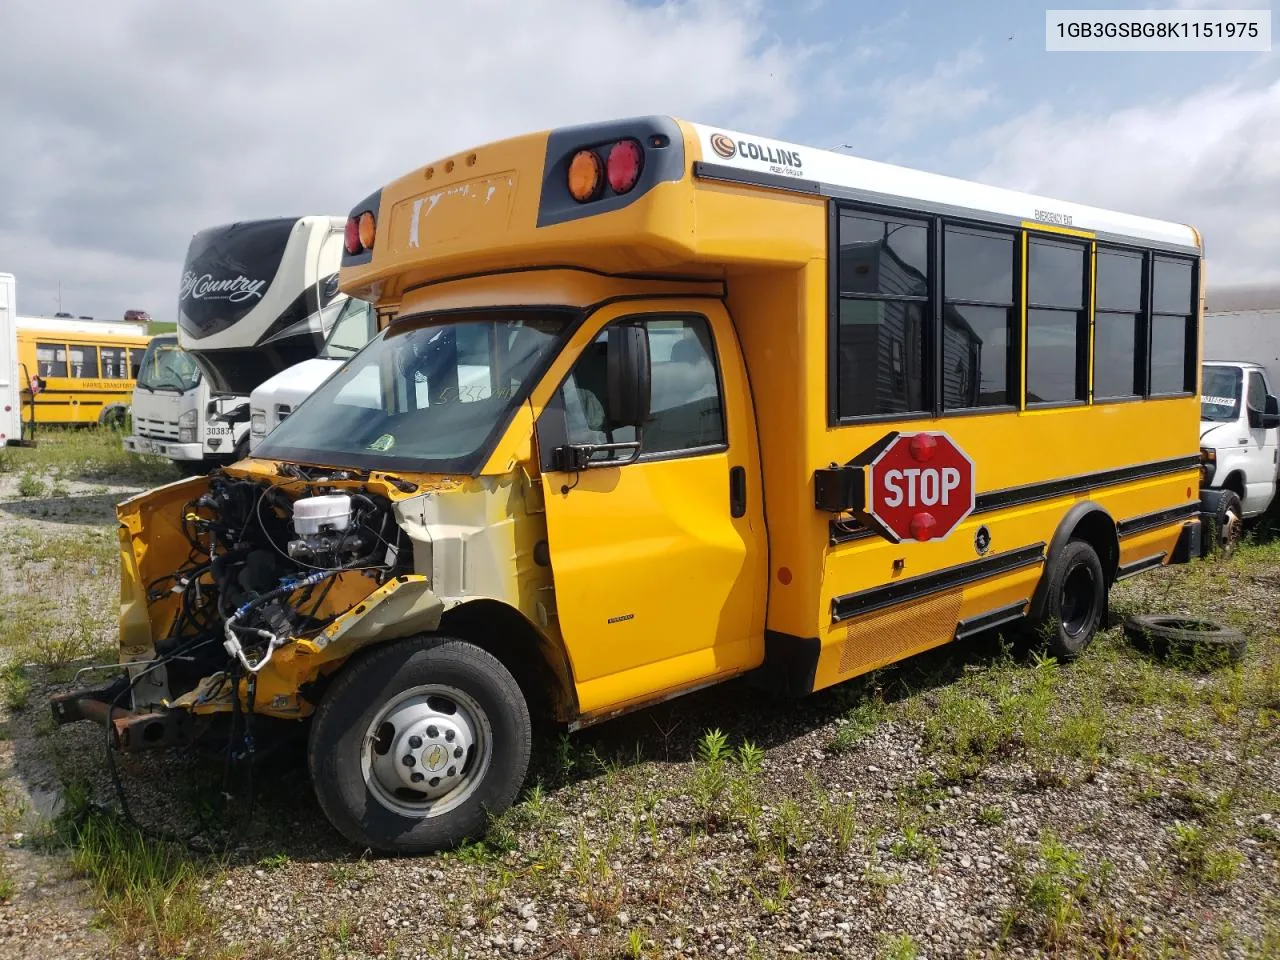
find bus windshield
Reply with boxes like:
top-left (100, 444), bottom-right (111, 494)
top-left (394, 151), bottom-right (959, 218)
top-left (319, 299), bottom-right (377, 360)
top-left (136, 338), bottom-right (202, 393)
top-left (255, 309), bottom-right (571, 473)
top-left (1201, 365), bottom-right (1241, 422)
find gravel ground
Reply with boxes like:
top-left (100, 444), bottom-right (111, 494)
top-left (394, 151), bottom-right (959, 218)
top-left (0, 453), bottom-right (1277, 960)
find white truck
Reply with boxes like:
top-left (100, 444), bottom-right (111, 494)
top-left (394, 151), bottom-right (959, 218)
top-left (1198, 283), bottom-right (1280, 552)
top-left (0, 273), bottom-right (21, 447)
top-left (247, 295), bottom-right (377, 452)
top-left (125, 215), bottom-right (347, 471)
top-left (124, 335), bottom-right (247, 471)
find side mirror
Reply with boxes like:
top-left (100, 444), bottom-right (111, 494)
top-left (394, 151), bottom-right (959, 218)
top-left (606, 324), bottom-right (651, 429)
top-left (1263, 394), bottom-right (1280, 429)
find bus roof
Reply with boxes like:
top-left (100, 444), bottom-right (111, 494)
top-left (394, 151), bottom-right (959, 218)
top-left (685, 121), bottom-right (1199, 253)
top-left (16, 315), bottom-right (150, 338)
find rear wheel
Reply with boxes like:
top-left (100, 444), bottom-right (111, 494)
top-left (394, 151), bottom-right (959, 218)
top-left (308, 635), bottom-right (531, 855)
top-left (1028, 539), bottom-right (1106, 661)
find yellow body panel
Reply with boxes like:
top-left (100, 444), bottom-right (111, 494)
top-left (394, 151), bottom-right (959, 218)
top-left (16, 328), bottom-right (149, 426)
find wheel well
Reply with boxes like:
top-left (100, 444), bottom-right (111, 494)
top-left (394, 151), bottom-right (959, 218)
top-left (1222, 471), bottom-right (1246, 499)
top-left (1067, 509), bottom-right (1120, 587)
top-left (437, 599), bottom-right (576, 730)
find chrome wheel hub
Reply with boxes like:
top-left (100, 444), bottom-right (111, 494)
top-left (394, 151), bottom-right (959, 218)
top-left (361, 684), bottom-right (491, 818)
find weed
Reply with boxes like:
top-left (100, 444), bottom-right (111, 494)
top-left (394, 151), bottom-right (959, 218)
top-left (1003, 832), bottom-right (1102, 947)
top-left (750, 873), bottom-right (793, 915)
top-left (0, 664), bottom-right (30, 712)
top-left (978, 805), bottom-right (1006, 827)
top-left (876, 933), bottom-right (919, 960)
top-left (891, 822), bottom-right (939, 865)
top-left (1170, 821), bottom-right (1243, 890)
top-left (55, 800), bottom-right (215, 956)
top-left (626, 927), bottom-right (645, 959)
top-left (256, 852), bottom-right (289, 871)
top-left (17, 473), bottom-right (46, 498)
top-left (829, 695), bottom-right (888, 753)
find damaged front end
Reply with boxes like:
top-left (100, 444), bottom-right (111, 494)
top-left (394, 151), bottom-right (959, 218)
top-left (51, 461), bottom-right (450, 752)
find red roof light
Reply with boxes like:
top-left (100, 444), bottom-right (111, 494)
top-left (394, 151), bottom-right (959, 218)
top-left (606, 140), bottom-right (643, 194)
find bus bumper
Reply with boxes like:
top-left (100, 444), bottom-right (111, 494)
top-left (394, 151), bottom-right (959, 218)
top-left (1173, 516), bottom-right (1203, 563)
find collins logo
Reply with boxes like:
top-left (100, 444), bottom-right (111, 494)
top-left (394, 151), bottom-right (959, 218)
top-left (709, 132), bottom-right (737, 159)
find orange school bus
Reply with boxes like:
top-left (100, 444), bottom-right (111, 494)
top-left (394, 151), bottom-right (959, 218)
top-left (56, 117), bottom-right (1205, 855)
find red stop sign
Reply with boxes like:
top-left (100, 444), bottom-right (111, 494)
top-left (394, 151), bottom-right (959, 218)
top-left (863, 432), bottom-right (975, 543)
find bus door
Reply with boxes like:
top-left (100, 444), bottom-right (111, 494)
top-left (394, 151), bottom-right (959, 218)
top-left (537, 300), bottom-right (767, 713)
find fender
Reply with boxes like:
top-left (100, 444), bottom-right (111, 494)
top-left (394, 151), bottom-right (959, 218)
top-left (1028, 501), bottom-right (1118, 623)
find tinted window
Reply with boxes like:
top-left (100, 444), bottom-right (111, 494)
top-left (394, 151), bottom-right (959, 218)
top-left (836, 210), bottom-right (931, 418)
top-left (837, 299), bottom-right (927, 416)
top-left (1152, 257), bottom-right (1193, 314)
top-left (1027, 309), bottom-right (1082, 403)
top-left (838, 213), bottom-right (928, 297)
top-left (1150, 314), bottom-right (1191, 394)
top-left (1093, 312), bottom-right (1140, 398)
top-left (561, 316), bottom-right (724, 456)
top-left (1096, 248), bottom-right (1143, 311)
top-left (1028, 240), bottom-right (1085, 308)
top-left (943, 305), bottom-right (1011, 408)
top-left (944, 227), bottom-right (1013, 303)
top-left (36, 343), bottom-right (68, 378)
top-left (69, 345), bottom-right (98, 379)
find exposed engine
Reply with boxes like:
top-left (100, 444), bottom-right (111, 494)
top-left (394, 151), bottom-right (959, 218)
top-left (153, 468), bottom-right (411, 698)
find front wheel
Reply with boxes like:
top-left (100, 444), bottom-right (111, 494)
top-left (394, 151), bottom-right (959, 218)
top-left (1207, 490), bottom-right (1243, 558)
top-left (308, 636), bottom-right (531, 855)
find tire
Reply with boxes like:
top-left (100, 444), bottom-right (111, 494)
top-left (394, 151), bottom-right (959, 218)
top-left (1030, 539), bottom-right (1107, 661)
top-left (1123, 614), bottom-right (1246, 668)
top-left (232, 434), bottom-right (250, 463)
top-left (308, 635), bottom-right (531, 855)
top-left (1206, 490), bottom-right (1243, 558)
top-left (176, 460), bottom-right (209, 478)
top-left (98, 405), bottom-right (128, 430)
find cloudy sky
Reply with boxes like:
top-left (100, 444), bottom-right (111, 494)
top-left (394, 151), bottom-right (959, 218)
top-left (1, 0), bottom-right (1276, 321)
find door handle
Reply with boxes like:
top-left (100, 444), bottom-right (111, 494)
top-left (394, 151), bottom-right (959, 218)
top-left (729, 465), bottom-right (747, 518)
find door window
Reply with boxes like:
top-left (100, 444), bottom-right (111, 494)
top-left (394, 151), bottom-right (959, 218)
top-left (550, 315), bottom-right (725, 462)
top-left (1247, 371), bottom-right (1266, 413)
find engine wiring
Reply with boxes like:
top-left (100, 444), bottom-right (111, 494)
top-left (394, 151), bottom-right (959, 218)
top-left (86, 469), bottom-right (413, 854)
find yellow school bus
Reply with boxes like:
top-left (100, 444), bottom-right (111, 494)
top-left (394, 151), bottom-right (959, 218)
top-left (16, 319), bottom-right (150, 427)
top-left (57, 117), bottom-right (1204, 856)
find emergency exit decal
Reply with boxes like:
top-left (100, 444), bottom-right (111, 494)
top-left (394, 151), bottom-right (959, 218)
top-left (842, 431), bottom-right (976, 544)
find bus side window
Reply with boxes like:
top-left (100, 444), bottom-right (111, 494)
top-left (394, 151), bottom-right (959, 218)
top-left (101, 347), bottom-right (127, 379)
top-left (37, 342), bottom-right (69, 378)
top-left (128, 348), bottom-right (143, 380)
top-left (69, 344), bottom-right (99, 379)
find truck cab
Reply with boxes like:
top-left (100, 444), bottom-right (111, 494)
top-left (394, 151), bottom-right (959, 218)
top-left (124, 336), bottom-right (249, 468)
top-left (1200, 360), bottom-right (1280, 522)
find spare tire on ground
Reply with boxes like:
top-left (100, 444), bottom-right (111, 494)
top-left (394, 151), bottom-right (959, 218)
top-left (1123, 614), bottom-right (1246, 669)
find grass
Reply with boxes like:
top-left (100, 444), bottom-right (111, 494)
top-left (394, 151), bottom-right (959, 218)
top-left (0, 426), bottom-right (177, 487)
top-left (48, 782), bottom-right (224, 958)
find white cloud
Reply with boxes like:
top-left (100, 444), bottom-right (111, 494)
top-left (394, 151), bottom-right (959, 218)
top-left (0, 0), bottom-right (810, 320)
top-left (830, 47), bottom-right (995, 154)
top-left (964, 77), bottom-right (1280, 286)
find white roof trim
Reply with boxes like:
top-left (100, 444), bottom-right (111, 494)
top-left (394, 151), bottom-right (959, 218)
top-left (686, 122), bottom-right (1199, 251)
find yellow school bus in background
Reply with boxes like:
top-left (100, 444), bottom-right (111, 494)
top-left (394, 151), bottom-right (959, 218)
top-left (17, 316), bottom-right (150, 427)
top-left (58, 117), bottom-right (1205, 856)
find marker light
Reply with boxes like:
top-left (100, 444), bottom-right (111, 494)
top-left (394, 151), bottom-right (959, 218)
top-left (568, 149), bottom-right (604, 202)
top-left (606, 139), bottom-right (643, 194)
top-left (344, 217), bottom-right (361, 255)
top-left (358, 211), bottom-right (376, 250)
